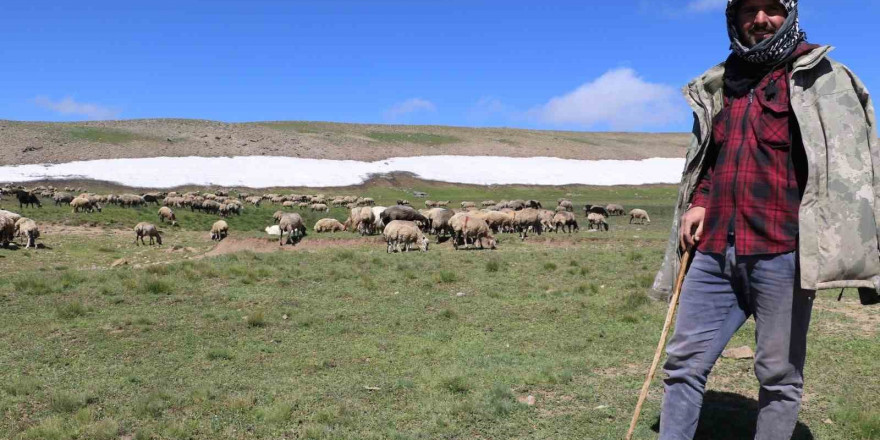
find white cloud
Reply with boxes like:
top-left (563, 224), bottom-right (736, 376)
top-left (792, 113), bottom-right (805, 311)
top-left (33, 96), bottom-right (120, 120)
top-left (383, 98), bottom-right (436, 121)
top-left (686, 0), bottom-right (726, 12)
top-left (529, 68), bottom-right (684, 131)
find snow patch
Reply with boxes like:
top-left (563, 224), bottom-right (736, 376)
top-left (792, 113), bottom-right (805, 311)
top-left (0, 155), bottom-right (685, 187)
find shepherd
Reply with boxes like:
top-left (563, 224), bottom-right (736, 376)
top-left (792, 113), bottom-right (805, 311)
top-left (650, 1), bottom-right (879, 439)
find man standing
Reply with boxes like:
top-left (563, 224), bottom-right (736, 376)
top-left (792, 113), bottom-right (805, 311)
top-left (652, 0), bottom-right (879, 439)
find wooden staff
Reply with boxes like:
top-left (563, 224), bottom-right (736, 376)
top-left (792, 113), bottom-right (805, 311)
top-left (625, 248), bottom-right (693, 440)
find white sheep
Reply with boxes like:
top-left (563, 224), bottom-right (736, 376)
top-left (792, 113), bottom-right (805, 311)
top-left (278, 213), bottom-right (306, 246)
top-left (211, 220), bottom-right (229, 241)
top-left (383, 220), bottom-right (429, 253)
top-left (158, 206), bottom-right (177, 225)
top-left (629, 209), bottom-right (651, 225)
top-left (314, 218), bottom-right (346, 233)
top-left (134, 222), bottom-right (162, 245)
top-left (587, 213), bottom-right (609, 231)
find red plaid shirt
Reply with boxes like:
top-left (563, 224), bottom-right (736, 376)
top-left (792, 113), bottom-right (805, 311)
top-left (691, 44), bottom-right (815, 256)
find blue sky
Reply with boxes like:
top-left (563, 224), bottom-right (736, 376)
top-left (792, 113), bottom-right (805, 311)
top-left (2, 0), bottom-right (877, 132)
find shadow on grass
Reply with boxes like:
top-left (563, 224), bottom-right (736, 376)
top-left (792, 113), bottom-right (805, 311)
top-left (651, 390), bottom-right (814, 439)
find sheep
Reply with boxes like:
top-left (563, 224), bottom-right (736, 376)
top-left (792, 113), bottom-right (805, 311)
top-left (483, 210), bottom-right (515, 234)
top-left (450, 214), bottom-right (496, 250)
top-left (425, 200), bottom-right (438, 208)
top-left (371, 206), bottom-right (387, 230)
top-left (380, 206), bottom-right (429, 229)
top-left (142, 193), bottom-right (162, 205)
top-left (278, 213), bottom-right (307, 246)
top-left (537, 209), bottom-right (556, 232)
top-left (211, 220), bottom-right (229, 241)
top-left (0, 210), bottom-right (22, 225)
top-left (273, 210), bottom-right (287, 224)
top-left (134, 222), bottom-right (163, 245)
top-left (585, 205), bottom-right (610, 217)
top-left (314, 218), bottom-right (346, 233)
top-left (558, 200), bottom-right (574, 212)
top-left (310, 203), bottom-right (330, 212)
top-left (70, 196), bottom-right (102, 213)
top-left (13, 190), bottom-right (41, 209)
top-left (514, 208), bottom-right (543, 240)
top-left (460, 201), bottom-right (476, 209)
top-left (355, 207), bottom-right (375, 235)
top-left (526, 200), bottom-right (542, 209)
top-left (426, 208), bottom-right (455, 241)
top-left (382, 220), bottom-right (429, 253)
top-left (158, 206), bottom-right (177, 225)
top-left (481, 200), bottom-right (497, 207)
top-left (436, 200), bottom-right (450, 208)
top-left (629, 209), bottom-right (651, 225)
top-left (396, 199), bottom-right (411, 206)
top-left (53, 192), bottom-right (74, 206)
top-left (507, 200), bottom-right (526, 211)
top-left (587, 213), bottom-right (609, 231)
top-left (606, 203), bottom-right (625, 216)
top-left (552, 211), bottom-right (579, 233)
top-left (0, 214), bottom-right (15, 248)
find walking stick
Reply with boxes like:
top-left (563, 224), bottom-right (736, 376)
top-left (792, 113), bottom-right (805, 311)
top-left (625, 247), bottom-right (693, 440)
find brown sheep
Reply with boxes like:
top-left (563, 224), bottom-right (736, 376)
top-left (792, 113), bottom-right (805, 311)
top-left (134, 222), bottom-right (162, 246)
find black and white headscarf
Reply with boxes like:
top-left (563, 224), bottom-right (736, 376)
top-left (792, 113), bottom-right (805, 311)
top-left (726, 0), bottom-right (806, 66)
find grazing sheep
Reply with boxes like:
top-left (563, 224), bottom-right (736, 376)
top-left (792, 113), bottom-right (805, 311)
top-left (314, 218), bottom-right (346, 233)
top-left (587, 213), bottom-right (609, 231)
top-left (70, 196), bottom-right (102, 213)
top-left (514, 208), bottom-right (543, 240)
top-left (460, 201), bottom-right (476, 209)
top-left (606, 203), bottom-right (625, 216)
top-left (585, 205), bottom-right (610, 217)
top-left (134, 222), bottom-right (162, 246)
top-left (278, 213), bottom-right (307, 246)
top-left (13, 190), bottom-right (41, 209)
top-left (53, 192), bottom-right (74, 206)
top-left (558, 200), bottom-right (574, 212)
top-left (483, 210), bottom-right (515, 234)
top-left (507, 200), bottom-right (527, 211)
top-left (526, 200), bottom-right (542, 209)
top-left (436, 200), bottom-right (450, 208)
top-left (450, 214), bottom-right (496, 250)
top-left (355, 207), bottom-right (375, 235)
top-left (210, 220), bottom-right (229, 241)
top-left (481, 200), bottom-right (497, 207)
top-left (629, 209), bottom-right (651, 225)
top-left (142, 193), bottom-right (162, 205)
top-left (553, 211), bottom-right (579, 233)
top-left (310, 203), bottom-right (330, 213)
top-left (272, 210), bottom-right (287, 224)
top-left (537, 209), bottom-right (556, 232)
top-left (15, 218), bottom-right (40, 248)
top-left (0, 210), bottom-right (22, 225)
top-left (426, 208), bottom-right (455, 241)
top-left (158, 206), bottom-right (177, 225)
top-left (371, 206), bottom-right (387, 230)
top-left (396, 199), bottom-right (411, 206)
top-left (382, 220), bottom-right (429, 253)
top-left (380, 206), bottom-right (429, 229)
top-left (0, 215), bottom-right (15, 248)
top-left (425, 200), bottom-right (438, 208)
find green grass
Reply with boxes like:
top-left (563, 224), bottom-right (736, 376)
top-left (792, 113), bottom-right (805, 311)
top-left (366, 131), bottom-right (460, 145)
top-left (0, 180), bottom-right (875, 439)
top-left (68, 126), bottom-right (150, 144)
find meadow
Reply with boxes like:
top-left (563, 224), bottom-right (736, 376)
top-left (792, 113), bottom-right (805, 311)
top-left (0, 179), bottom-right (876, 439)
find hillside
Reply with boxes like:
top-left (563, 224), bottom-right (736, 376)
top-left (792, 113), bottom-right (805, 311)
top-left (0, 119), bottom-right (689, 165)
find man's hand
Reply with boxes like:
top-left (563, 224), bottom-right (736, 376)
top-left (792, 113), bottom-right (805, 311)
top-left (679, 206), bottom-right (706, 251)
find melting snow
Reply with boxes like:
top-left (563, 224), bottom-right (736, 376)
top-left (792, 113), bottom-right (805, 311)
top-left (0, 155), bottom-right (684, 188)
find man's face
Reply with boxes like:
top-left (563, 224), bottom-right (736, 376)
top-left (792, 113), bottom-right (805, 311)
top-left (736, 0), bottom-right (788, 47)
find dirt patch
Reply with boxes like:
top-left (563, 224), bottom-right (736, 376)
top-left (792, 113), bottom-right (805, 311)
top-left (813, 301), bottom-right (879, 337)
top-left (202, 236), bottom-right (382, 258)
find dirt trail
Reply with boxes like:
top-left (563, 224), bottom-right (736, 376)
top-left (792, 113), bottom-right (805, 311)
top-left (202, 236), bottom-right (383, 257)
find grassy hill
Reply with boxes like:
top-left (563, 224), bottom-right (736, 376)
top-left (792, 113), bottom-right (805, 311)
top-left (0, 119), bottom-right (690, 165)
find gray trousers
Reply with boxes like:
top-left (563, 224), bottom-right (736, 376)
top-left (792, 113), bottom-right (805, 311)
top-left (659, 244), bottom-right (814, 440)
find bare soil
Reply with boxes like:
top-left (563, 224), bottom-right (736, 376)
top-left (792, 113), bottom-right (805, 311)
top-left (0, 119), bottom-right (690, 165)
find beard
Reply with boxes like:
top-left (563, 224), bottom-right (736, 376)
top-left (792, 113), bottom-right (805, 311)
top-left (743, 26), bottom-right (778, 47)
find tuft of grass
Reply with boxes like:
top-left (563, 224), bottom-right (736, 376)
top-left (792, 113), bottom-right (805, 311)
top-left (439, 376), bottom-right (471, 394)
top-left (13, 274), bottom-right (55, 295)
top-left (3, 377), bottom-right (40, 396)
top-left (49, 391), bottom-right (91, 413)
top-left (81, 419), bottom-right (120, 440)
top-left (23, 415), bottom-right (67, 440)
top-left (138, 277), bottom-right (174, 295)
top-left (257, 401), bottom-right (295, 424)
top-left (207, 348), bottom-right (233, 360)
top-left (543, 262), bottom-right (557, 271)
top-left (485, 260), bottom-right (500, 273)
top-left (485, 384), bottom-right (518, 416)
top-left (438, 308), bottom-right (457, 320)
top-left (55, 301), bottom-right (88, 319)
top-left (433, 271), bottom-right (458, 284)
top-left (246, 310), bottom-right (266, 327)
top-left (133, 391), bottom-right (171, 418)
top-left (367, 132), bottom-right (460, 145)
top-left (832, 400), bottom-right (880, 439)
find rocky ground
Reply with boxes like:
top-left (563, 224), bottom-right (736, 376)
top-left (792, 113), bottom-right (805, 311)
top-left (0, 119), bottom-right (690, 165)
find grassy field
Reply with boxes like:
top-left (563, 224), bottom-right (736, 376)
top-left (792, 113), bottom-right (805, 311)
top-left (0, 180), bottom-right (877, 439)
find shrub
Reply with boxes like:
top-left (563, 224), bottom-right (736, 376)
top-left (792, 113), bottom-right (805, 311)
top-left (56, 301), bottom-right (88, 319)
top-left (247, 311), bottom-right (266, 327)
top-left (50, 391), bottom-right (91, 413)
top-left (543, 262), bottom-right (557, 271)
top-left (433, 271), bottom-right (458, 284)
top-left (485, 384), bottom-right (517, 416)
top-left (13, 275), bottom-right (54, 295)
top-left (207, 349), bottom-right (233, 360)
top-left (3, 377), bottom-right (40, 396)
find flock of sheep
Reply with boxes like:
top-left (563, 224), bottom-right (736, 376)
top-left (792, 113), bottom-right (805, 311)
top-left (0, 185), bottom-right (652, 253)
